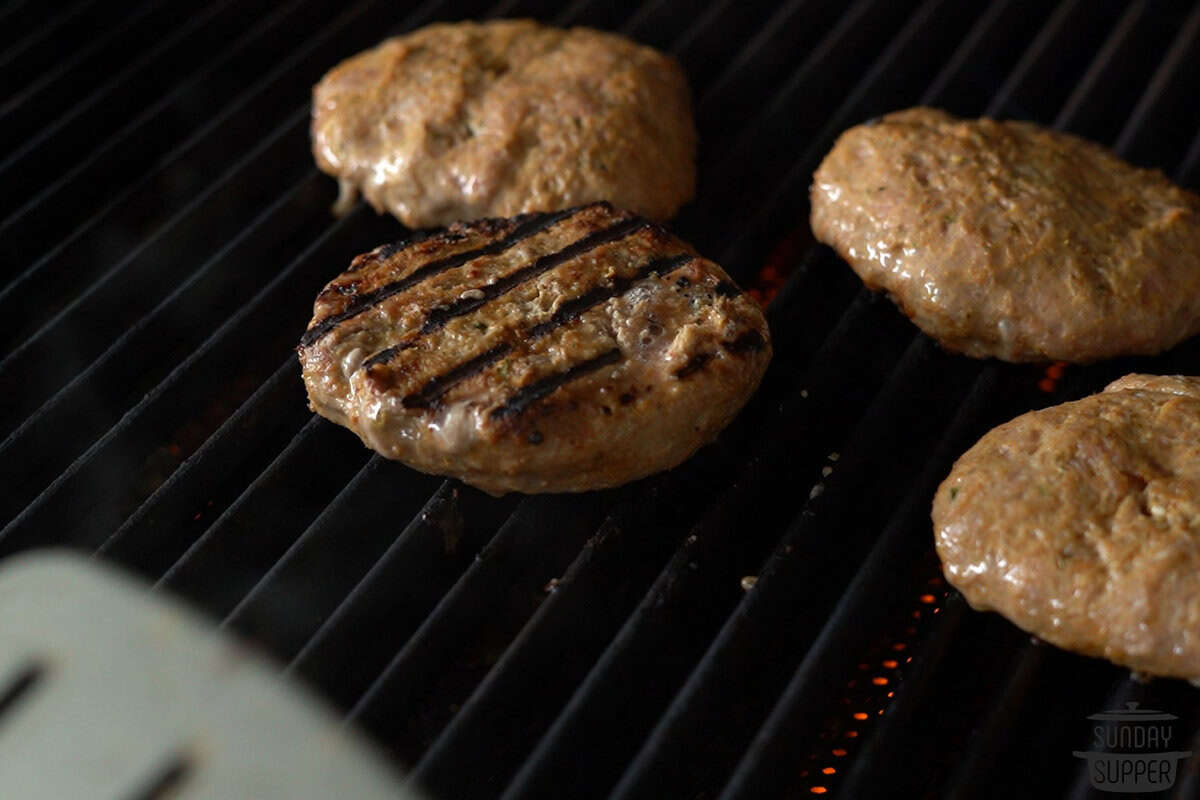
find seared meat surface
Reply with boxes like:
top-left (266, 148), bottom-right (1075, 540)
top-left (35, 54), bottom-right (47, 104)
top-left (934, 374), bottom-right (1200, 679)
top-left (298, 202), bottom-right (771, 494)
top-left (311, 19), bottom-right (696, 228)
top-left (811, 107), bottom-right (1200, 363)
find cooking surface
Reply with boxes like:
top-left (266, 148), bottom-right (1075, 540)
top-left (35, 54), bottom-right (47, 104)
top-left (4, 1), bottom-right (1200, 797)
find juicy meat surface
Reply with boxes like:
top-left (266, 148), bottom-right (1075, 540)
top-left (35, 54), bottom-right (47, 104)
top-left (297, 202), bottom-right (771, 494)
top-left (933, 374), bottom-right (1200, 678)
top-left (311, 19), bottom-right (696, 228)
top-left (811, 107), bottom-right (1200, 363)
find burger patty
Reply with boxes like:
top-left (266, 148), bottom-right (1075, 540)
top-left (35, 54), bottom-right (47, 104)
top-left (810, 107), bottom-right (1200, 363)
top-left (297, 202), bottom-right (771, 495)
top-left (933, 374), bottom-right (1200, 679)
top-left (311, 19), bottom-right (696, 228)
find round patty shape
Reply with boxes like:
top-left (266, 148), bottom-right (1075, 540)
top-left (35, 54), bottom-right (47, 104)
top-left (297, 202), bottom-right (771, 495)
top-left (810, 107), bottom-right (1200, 363)
top-left (311, 19), bottom-right (696, 228)
top-left (933, 374), bottom-right (1200, 678)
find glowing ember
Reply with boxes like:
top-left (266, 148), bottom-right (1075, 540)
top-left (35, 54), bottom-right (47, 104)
top-left (748, 227), bottom-right (809, 307)
top-left (1038, 361), bottom-right (1069, 393)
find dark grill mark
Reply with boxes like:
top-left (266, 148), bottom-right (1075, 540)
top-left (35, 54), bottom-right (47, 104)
top-left (528, 253), bottom-right (693, 338)
top-left (360, 342), bottom-right (412, 371)
top-left (299, 206), bottom-right (580, 347)
top-left (673, 352), bottom-right (714, 379)
top-left (724, 329), bottom-right (767, 353)
top-left (354, 220), bottom-right (659, 372)
top-left (492, 348), bottom-right (622, 420)
top-left (375, 227), bottom-right (446, 260)
top-left (401, 343), bottom-right (514, 409)
top-left (420, 217), bottom-right (650, 334)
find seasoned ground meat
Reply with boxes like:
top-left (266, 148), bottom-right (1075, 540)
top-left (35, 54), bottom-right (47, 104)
top-left (297, 202), bottom-right (771, 495)
top-left (811, 107), bottom-right (1200, 363)
top-left (933, 374), bottom-right (1200, 678)
top-left (312, 19), bottom-right (696, 228)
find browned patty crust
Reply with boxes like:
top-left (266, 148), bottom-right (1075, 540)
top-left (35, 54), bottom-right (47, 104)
top-left (312, 19), bottom-right (696, 228)
top-left (297, 202), bottom-right (771, 495)
top-left (933, 374), bottom-right (1200, 678)
top-left (811, 107), bottom-right (1200, 363)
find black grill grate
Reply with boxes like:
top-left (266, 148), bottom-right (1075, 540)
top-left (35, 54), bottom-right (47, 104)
top-left (5, 1), bottom-right (1200, 798)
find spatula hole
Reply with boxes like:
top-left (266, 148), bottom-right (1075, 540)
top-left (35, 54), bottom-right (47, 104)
top-left (0, 660), bottom-right (46, 721)
top-left (124, 752), bottom-right (193, 800)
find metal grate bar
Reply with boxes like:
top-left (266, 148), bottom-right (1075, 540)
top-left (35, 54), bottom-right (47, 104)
top-left (681, 0), bottom-right (920, 260)
top-left (985, 0), bottom-right (1088, 118)
top-left (286, 481), bottom-right (520, 709)
top-left (345, 491), bottom-right (619, 766)
top-left (715, 363), bottom-right (1002, 798)
top-left (942, 645), bottom-right (1050, 800)
top-left (219, 455), bottom-right (442, 646)
top-left (0, 164), bottom-right (332, 536)
top-left (1180, 124), bottom-right (1200, 186)
top-left (0, 0), bottom-right (105, 76)
top-left (0, 203), bottom-right (395, 557)
top-left (605, 345), bottom-right (992, 799)
top-left (1114, 1), bottom-right (1200, 164)
top-left (0, 0), bottom-right (72, 54)
top-left (155, 415), bottom-right (372, 616)
top-left (94, 357), bottom-right (308, 575)
top-left (0, 0), bottom-right (250, 214)
top-left (0, 169), bottom-right (328, 522)
top-left (0, 0), bottom-right (369, 305)
top-left (1052, 1), bottom-right (1155, 132)
top-left (408, 487), bottom-right (709, 799)
top-left (0, 0), bottom-right (330, 269)
top-left (691, 0), bottom-right (840, 126)
top-left (0, 0), bottom-right (170, 151)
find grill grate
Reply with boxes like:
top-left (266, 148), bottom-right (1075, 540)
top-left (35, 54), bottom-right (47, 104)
top-left (5, 1), bottom-right (1200, 798)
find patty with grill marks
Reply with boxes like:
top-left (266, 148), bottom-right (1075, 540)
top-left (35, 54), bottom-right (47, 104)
top-left (811, 107), bottom-right (1200, 363)
top-left (297, 202), bottom-right (771, 495)
top-left (311, 19), bottom-right (696, 228)
top-left (934, 374), bottom-right (1200, 679)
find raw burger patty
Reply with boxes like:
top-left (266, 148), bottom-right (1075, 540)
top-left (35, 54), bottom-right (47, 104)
top-left (933, 374), bottom-right (1200, 679)
top-left (811, 107), bottom-right (1200, 363)
top-left (297, 202), bottom-right (771, 495)
top-left (311, 19), bottom-right (696, 228)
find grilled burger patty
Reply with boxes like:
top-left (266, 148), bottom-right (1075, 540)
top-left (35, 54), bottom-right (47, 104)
top-left (811, 107), bottom-right (1200, 363)
top-left (311, 19), bottom-right (696, 228)
top-left (298, 202), bottom-right (771, 494)
top-left (933, 374), bottom-right (1200, 679)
